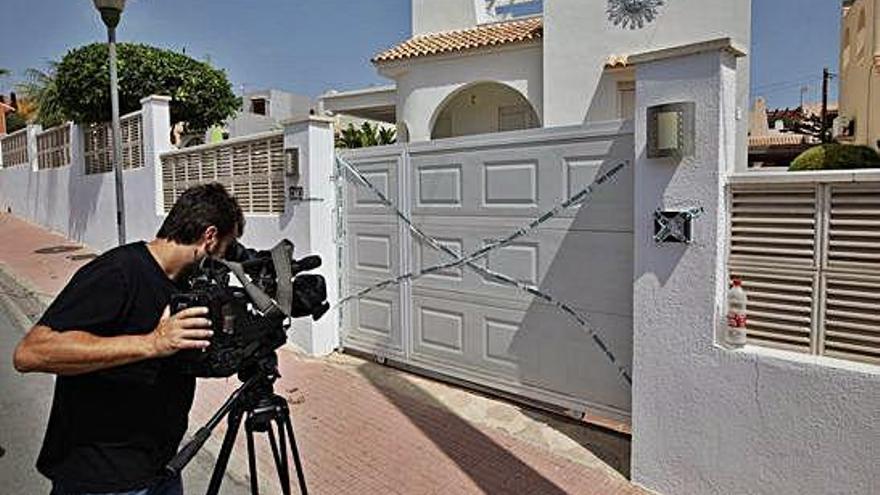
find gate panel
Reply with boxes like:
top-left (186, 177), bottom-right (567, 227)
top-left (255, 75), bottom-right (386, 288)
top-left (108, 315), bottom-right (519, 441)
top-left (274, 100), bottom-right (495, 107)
top-left (340, 150), bottom-right (407, 359)
top-left (341, 123), bottom-right (635, 421)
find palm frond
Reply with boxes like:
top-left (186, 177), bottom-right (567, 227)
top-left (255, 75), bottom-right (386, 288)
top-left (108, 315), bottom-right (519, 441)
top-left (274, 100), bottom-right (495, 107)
top-left (15, 62), bottom-right (65, 127)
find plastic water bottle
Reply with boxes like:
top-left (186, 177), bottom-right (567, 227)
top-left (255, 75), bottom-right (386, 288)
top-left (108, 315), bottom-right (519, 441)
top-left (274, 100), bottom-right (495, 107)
top-left (726, 278), bottom-right (748, 347)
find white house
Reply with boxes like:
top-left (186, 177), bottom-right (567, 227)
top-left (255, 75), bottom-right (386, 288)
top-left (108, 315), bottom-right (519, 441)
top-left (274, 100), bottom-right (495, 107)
top-left (322, 0), bottom-right (751, 166)
top-left (225, 88), bottom-right (314, 139)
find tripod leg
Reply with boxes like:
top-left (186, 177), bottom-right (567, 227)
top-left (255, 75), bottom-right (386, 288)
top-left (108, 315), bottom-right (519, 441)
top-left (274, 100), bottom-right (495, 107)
top-left (206, 407), bottom-right (245, 495)
top-left (245, 418), bottom-right (260, 495)
top-left (276, 420), bottom-right (290, 486)
top-left (281, 413), bottom-right (309, 495)
top-left (267, 422), bottom-right (291, 495)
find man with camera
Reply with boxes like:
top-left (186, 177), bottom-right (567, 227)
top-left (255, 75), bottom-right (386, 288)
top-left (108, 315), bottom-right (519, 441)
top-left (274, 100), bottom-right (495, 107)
top-left (13, 183), bottom-right (244, 495)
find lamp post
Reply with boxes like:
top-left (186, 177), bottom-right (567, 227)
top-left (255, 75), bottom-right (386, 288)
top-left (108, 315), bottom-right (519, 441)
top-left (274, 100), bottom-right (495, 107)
top-left (93, 0), bottom-right (127, 245)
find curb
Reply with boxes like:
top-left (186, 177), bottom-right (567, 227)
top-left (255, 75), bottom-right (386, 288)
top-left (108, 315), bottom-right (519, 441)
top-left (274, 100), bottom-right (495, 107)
top-left (0, 266), bottom-right (45, 334)
top-left (0, 262), bottom-right (56, 308)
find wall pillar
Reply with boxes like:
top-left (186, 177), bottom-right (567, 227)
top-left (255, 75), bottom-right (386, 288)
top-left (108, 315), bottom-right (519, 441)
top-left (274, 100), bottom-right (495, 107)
top-left (26, 124), bottom-right (41, 171)
top-left (630, 40), bottom-right (744, 494)
top-left (140, 95), bottom-right (173, 216)
top-left (282, 116), bottom-right (339, 356)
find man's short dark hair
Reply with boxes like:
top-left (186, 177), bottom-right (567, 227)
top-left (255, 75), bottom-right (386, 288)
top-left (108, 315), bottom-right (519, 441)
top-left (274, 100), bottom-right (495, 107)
top-left (157, 183), bottom-right (244, 244)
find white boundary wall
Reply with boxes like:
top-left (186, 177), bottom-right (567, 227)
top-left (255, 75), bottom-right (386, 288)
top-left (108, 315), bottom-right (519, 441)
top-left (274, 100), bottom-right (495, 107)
top-left (0, 100), bottom-right (339, 356)
top-left (0, 98), bottom-right (166, 249)
top-left (631, 41), bottom-right (880, 495)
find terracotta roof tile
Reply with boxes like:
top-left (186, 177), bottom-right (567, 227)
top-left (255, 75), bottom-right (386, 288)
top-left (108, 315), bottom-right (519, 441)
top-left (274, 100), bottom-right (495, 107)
top-left (373, 17), bottom-right (543, 63)
top-left (748, 133), bottom-right (811, 147)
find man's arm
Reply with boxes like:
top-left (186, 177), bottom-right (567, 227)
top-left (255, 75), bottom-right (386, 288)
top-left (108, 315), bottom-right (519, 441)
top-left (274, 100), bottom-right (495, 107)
top-left (13, 307), bottom-right (213, 376)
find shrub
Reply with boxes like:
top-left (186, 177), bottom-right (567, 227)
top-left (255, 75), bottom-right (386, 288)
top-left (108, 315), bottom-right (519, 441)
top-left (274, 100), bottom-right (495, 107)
top-left (789, 144), bottom-right (880, 171)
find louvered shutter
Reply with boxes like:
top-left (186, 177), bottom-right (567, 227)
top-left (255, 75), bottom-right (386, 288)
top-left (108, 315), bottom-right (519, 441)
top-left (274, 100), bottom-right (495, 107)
top-left (729, 184), bottom-right (820, 353)
top-left (160, 133), bottom-right (286, 215)
top-left (729, 266), bottom-right (815, 352)
top-left (822, 183), bottom-right (880, 364)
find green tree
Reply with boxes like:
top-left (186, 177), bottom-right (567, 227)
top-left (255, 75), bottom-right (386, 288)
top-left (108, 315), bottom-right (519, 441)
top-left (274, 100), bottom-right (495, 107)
top-left (53, 43), bottom-right (239, 131)
top-left (0, 68), bottom-right (9, 77)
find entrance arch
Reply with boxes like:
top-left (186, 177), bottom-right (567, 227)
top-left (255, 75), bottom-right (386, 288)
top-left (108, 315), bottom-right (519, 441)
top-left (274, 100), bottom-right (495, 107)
top-left (430, 82), bottom-right (540, 140)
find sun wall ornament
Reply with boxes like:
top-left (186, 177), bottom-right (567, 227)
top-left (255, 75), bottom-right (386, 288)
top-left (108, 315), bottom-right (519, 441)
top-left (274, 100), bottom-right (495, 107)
top-left (607, 0), bottom-right (665, 30)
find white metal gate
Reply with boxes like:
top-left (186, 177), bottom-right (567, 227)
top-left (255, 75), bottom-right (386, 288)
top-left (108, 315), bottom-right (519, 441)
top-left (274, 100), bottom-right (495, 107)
top-left (339, 122), bottom-right (635, 422)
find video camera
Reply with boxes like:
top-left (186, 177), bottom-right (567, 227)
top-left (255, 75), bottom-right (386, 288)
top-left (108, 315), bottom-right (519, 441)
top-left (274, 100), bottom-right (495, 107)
top-left (169, 239), bottom-right (330, 378)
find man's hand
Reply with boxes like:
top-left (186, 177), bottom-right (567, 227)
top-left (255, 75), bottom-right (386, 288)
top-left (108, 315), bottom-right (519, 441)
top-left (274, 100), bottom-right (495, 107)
top-left (149, 306), bottom-right (214, 358)
top-left (14, 307), bottom-right (213, 376)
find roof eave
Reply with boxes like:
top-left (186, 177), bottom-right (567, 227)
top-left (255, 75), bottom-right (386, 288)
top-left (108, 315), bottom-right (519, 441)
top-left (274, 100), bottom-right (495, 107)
top-left (372, 38), bottom-right (543, 66)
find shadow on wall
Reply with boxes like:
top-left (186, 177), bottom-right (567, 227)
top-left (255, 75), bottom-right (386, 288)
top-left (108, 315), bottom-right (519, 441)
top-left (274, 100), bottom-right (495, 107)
top-left (585, 69), bottom-right (636, 124)
top-left (508, 135), bottom-right (637, 420)
top-left (506, 142), bottom-right (685, 420)
top-left (277, 200), bottom-right (295, 232)
top-left (354, 361), bottom-right (572, 494)
top-left (632, 147), bottom-right (688, 286)
top-left (67, 164), bottom-right (103, 245)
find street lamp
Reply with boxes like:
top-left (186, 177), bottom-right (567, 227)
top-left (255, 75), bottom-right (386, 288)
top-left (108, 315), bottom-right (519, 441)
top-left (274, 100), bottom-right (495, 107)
top-left (93, 0), bottom-right (127, 245)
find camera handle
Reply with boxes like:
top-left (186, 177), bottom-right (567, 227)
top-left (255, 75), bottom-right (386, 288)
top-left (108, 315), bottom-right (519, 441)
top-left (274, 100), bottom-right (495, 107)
top-left (219, 241), bottom-right (329, 322)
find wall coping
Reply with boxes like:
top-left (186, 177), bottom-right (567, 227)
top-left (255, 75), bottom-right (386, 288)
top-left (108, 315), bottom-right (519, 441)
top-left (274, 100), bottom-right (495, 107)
top-left (140, 95), bottom-right (172, 104)
top-left (280, 115), bottom-right (336, 127)
top-left (159, 129), bottom-right (283, 158)
top-left (1, 127), bottom-right (28, 140)
top-left (627, 37), bottom-right (747, 66)
top-left (729, 169), bottom-right (880, 184)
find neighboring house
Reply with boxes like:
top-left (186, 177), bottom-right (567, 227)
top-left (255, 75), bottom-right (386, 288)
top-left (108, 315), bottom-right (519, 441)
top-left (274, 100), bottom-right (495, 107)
top-left (318, 85), bottom-right (399, 143)
top-left (321, 0), bottom-right (750, 165)
top-left (838, 0), bottom-right (880, 149)
top-left (0, 99), bottom-right (14, 136)
top-left (225, 89), bottom-right (314, 139)
top-left (748, 97), bottom-right (839, 168)
top-left (748, 97), bottom-right (813, 168)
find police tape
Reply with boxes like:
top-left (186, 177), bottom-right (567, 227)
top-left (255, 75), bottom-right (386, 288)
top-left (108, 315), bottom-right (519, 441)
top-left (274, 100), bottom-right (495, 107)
top-left (335, 154), bottom-right (633, 385)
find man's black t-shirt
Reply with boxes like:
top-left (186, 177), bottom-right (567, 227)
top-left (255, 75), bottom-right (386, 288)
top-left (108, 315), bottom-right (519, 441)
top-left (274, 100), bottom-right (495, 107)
top-left (36, 242), bottom-right (195, 493)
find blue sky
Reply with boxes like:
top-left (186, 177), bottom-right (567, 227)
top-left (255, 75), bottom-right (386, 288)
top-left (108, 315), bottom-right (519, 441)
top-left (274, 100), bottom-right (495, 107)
top-left (0, 0), bottom-right (841, 109)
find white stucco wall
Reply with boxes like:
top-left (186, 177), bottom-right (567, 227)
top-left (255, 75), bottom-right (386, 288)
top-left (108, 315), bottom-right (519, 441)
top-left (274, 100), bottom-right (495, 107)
top-left (382, 44), bottom-right (543, 142)
top-left (432, 82), bottom-right (539, 138)
top-left (0, 98), bottom-right (173, 250)
top-left (412, 0), bottom-right (479, 35)
top-left (631, 44), bottom-right (880, 495)
top-left (282, 117), bottom-right (340, 356)
top-left (544, 0), bottom-right (751, 169)
top-left (585, 68), bottom-right (636, 123)
top-left (0, 105), bottom-right (339, 356)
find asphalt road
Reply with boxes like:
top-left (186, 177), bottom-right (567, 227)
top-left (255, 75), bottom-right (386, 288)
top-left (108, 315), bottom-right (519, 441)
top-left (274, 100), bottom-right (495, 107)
top-left (0, 274), bottom-right (250, 495)
top-left (0, 303), bottom-right (53, 495)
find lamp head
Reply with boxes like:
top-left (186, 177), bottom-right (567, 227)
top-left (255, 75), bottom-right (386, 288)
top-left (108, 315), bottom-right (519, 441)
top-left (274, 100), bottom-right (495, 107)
top-left (93, 0), bottom-right (126, 28)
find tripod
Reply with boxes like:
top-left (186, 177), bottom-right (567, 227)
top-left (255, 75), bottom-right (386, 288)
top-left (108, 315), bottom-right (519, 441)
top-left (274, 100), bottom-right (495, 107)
top-left (166, 354), bottom-right (309, 495)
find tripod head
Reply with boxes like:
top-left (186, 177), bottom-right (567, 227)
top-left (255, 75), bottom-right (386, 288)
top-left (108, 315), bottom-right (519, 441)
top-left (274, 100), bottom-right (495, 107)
top-left (165, 351), bottom-right (302, 490)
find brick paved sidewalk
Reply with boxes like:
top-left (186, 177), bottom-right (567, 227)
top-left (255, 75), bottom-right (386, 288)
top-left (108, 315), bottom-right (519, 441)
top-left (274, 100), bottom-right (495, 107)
top-left (0, 213), bottom-right (650, 494)
top-left (0, 214), bottom-right (97, 302)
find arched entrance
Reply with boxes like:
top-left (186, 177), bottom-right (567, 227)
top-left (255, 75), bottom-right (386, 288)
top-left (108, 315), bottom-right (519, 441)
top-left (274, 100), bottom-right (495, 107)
top-left (430, 82), bottom-right (540, 140)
